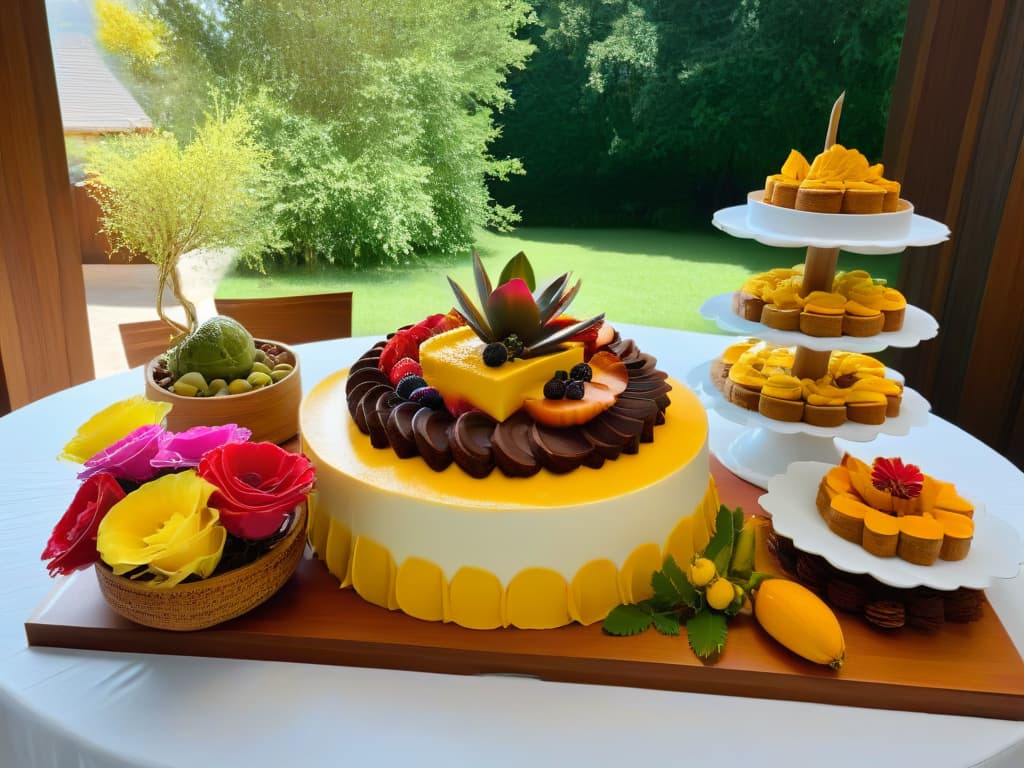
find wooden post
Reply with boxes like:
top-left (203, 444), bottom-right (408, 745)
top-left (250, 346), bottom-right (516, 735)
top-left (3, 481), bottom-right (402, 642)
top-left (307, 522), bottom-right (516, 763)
top-left (0, 0), bottom-right (95, 411)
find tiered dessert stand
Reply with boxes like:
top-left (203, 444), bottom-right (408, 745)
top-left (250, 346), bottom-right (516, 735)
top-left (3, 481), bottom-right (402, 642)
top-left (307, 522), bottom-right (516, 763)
top-left (690, 97), bottom-right (951, 488)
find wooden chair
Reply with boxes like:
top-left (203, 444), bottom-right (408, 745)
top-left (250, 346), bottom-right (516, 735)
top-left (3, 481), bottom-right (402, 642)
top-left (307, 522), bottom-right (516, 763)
top-left (214, 292), bottom-right (353, 345)
top-left (118, 320), bottom-right (180, 369)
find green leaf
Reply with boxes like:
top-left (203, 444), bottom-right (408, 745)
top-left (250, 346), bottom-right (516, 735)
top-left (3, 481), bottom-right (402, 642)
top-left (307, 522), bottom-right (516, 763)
top-left (746, 571), bottom-right (777, 593)
top-left (729, 524), bottom-right (755, 580)
top-left (603, 604), bottom-right (654, 636)
top-left (471, 251), bottom-right (493, 310)
top-left (524, 312), bottom-right (605, 356)
top-left (732, 506), bottom-right (744, 537)
top-left (533, 273), bottom-right (570, 317)
top-left (652, 611), bottom-right (681, 636)
top-left (661, 555), bottom-right (698, 609)
top-left (650, 569), bottom-right (681, 611)
top-left (447, 277), bottom-right (493, 340)
top-left (538, 277), bottom-right (582, 324)
top-left (498, 251), bottom-right (535, 291)
top-left (702, 505), bottom-right (735, 575)
top-left (686, 610), bottom-right (729, 659)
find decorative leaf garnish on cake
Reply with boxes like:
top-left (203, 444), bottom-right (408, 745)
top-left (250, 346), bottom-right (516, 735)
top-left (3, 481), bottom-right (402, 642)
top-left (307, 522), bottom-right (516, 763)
top-left (871, 457), bottom-right (924, 500)
top-left (448, 251), bottom-right (604, 360)
top-left (602, 510), bottom-right (780, 664)
top-left (498, 251), bottom-right (535, 290)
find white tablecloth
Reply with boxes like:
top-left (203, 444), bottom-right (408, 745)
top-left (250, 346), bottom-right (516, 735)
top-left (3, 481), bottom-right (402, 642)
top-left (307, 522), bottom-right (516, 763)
top-left (2, 327), bottom-right (1023, 768)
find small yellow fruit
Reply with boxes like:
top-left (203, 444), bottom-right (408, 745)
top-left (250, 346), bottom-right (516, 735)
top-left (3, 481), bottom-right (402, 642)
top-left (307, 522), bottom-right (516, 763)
top-left (688, 557), bottom-right (717, 588)
top-left (706, 577), bottom-right (735, 610)
top-left (754, 579), bottom-right (845, 669)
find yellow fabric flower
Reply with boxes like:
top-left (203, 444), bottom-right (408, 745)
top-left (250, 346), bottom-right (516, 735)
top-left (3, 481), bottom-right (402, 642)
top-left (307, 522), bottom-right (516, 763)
top-left (60, 396), bottom-right (172, 464)
top-left (97, 470), bottom-right (225, 588)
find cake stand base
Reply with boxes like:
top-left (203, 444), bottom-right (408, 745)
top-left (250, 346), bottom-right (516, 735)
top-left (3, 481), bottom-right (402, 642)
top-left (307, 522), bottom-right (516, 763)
top-left (710, 426), bottom-right (841, 489)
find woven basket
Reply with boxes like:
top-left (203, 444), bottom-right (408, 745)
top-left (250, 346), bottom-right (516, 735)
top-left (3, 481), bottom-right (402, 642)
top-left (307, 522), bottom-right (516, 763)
top-left (144, 340), bottom-right (302, 445)
top-left (94, 504), bottom-right (307, 631)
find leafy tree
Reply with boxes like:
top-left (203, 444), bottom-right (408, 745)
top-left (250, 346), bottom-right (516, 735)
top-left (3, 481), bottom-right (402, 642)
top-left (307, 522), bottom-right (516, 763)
top-left (493, 0), bottom-right (907, 226)
top-left (94, 0), bottom-right (168, 70)
top-left (86, 105), bottom-right (275, 333)
top-left (95, 0), bottom-right (535, 268)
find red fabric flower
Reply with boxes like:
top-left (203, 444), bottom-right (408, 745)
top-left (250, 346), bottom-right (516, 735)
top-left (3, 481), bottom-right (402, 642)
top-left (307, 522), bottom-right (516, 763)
top-left (42, 473), bottom-right (126, 576)
top-left (871, 457), bottom-right (924, 500)
top-left (198, 442), bottom-right (315, 540)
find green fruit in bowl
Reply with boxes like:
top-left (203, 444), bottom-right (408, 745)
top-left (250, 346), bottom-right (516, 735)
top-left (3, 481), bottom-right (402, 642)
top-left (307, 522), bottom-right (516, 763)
top-left (167, 316), bottom-right (256, 382)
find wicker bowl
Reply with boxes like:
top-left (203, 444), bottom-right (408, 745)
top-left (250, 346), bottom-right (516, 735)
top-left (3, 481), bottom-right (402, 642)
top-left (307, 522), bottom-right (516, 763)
top-left (94, 504), bottom-right (307, 631)
top-left (144, 339), bottom-right (301, 444)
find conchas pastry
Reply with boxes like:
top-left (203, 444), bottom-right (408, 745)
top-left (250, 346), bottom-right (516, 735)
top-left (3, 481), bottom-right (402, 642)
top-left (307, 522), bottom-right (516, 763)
top-left (816, 454), bottom-right (975, 566)
top-left (712, 341), bottom-right (903, 427)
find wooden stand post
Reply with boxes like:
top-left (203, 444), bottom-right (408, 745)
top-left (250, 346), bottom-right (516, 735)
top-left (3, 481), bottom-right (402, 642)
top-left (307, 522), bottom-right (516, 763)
top-left (792, 246), bottom-right (840, 380)
top-left (790, 94), bottom-right (847, 384)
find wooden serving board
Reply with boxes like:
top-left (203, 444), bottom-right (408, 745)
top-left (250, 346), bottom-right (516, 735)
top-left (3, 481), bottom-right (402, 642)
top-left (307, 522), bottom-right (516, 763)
top-left (25, 458), bottom-right (1024, 721)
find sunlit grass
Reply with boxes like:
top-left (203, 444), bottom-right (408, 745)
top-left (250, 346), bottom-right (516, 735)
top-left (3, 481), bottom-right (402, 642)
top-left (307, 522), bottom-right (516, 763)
top-left (216, 227), bottom-right (902, 337)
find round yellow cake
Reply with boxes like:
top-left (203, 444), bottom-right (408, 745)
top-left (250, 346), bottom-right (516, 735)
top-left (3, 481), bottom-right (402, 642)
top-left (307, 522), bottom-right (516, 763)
top-left (300, 365), bottom-right (718, 630)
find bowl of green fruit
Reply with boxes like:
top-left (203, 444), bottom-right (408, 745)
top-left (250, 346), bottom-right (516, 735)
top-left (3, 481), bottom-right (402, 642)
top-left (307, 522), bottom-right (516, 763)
top-left (144, 316), bottom-right (302, 444)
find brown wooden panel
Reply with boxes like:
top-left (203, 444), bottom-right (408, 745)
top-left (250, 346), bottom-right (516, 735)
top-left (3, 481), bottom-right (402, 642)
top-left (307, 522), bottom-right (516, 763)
top-left (0, 0), bottom-right (94, 408)
top-left (215, 293), bottom-right (354, 344)
top-left (25, 460), bottom-right (1024, 721)
top-left (885, 0), bottom-right (1024, 466)
top-left (960, 133), bottom-right (1024, 447)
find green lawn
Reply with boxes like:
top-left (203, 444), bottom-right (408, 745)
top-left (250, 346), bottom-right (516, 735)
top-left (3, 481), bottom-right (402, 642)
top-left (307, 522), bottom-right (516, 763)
top-left (216, 227), bottom-right (903, 337)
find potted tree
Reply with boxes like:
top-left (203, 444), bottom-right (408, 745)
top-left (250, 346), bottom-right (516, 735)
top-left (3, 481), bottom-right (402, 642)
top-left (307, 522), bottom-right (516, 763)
top-left (86, 105), bottom-right (301, 443)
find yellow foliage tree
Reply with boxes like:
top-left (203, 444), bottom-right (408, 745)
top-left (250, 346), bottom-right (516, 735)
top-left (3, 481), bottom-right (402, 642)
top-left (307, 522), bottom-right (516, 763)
top-left (86, 106), bottom-right (275, 334)
top-left (94, 0), bottom-right (167, 69)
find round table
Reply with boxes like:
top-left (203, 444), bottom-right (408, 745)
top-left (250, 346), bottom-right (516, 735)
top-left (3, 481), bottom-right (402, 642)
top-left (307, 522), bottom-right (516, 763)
top-left (2, 327), bottom-right (1022, 768)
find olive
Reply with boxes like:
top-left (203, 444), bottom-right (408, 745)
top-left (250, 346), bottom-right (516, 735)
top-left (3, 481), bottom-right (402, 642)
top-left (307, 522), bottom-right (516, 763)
top-left (228, 378), bottom-right (253, 395)
top-left (247, 371), bottom-right (273, 388)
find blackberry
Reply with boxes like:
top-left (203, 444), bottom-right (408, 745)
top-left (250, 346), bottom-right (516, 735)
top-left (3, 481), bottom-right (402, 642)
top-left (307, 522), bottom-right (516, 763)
top-left (409, 386), bottom-right (445, 410)
top-left (503, 334), bottom-right (524, 359)
top-left (543, 378), bottom-right (566, 400)
top-left (565, 380), bottom-right (585, 400)
top-left (553, 370), bottom-right (569, 381)
top-left (483, 342), bottom-right (508, 367)
top-left (396, 374), bottom-right (428, 399)
top-left (570, 363), bottom-right (592, 382)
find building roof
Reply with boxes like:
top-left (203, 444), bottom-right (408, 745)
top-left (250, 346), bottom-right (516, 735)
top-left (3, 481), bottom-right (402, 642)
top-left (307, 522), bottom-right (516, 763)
top-left (53, 36), bottom-right (152, 134)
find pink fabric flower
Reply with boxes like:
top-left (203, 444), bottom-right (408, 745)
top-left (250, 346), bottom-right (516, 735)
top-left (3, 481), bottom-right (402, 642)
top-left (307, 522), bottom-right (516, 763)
top-left (198, 442), bottom-right (315, 540)
top-left (78, 424), bottom-right (164, 484)
top-left (151, 424), bottom-right (252, 470)
top-left (42, 473), bottom-right (126, 576)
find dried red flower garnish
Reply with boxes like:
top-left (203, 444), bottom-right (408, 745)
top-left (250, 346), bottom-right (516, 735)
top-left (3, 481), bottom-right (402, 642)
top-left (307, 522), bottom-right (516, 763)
top-left (871, 457), bottom-right (924, 500)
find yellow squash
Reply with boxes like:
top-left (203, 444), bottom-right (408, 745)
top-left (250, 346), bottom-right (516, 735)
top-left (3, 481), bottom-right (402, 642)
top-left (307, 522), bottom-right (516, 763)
top-left (754, 579), bottom-right (845, 669)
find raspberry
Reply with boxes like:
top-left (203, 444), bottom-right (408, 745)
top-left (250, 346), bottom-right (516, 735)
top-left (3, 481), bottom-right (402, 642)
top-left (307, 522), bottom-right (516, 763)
top-left (570, 363), bottom-right (592, 382)
top-left (389, 357), bottom-right (423, 386)
top-left (396, 374), bottom-right (427, 400)
top-left (565, 380), bottom-right (585, 400)
top-left (410, 386), bottom-right (445, 410)
top-left (483, 342), bottom-right (508, 367)
top-left (543, 378), bottom-right (566, 400)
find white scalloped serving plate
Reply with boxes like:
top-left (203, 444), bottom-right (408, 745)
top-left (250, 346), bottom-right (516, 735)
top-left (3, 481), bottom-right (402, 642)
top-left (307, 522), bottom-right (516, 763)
top-left (759, 461), bottom-right (1023, 590)
top-left (699, 292), bottom-right (939, 353)
top-left (712, 191), bottom-right (950, 254)
top-left (686, 359), bottom-right (930, 442)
